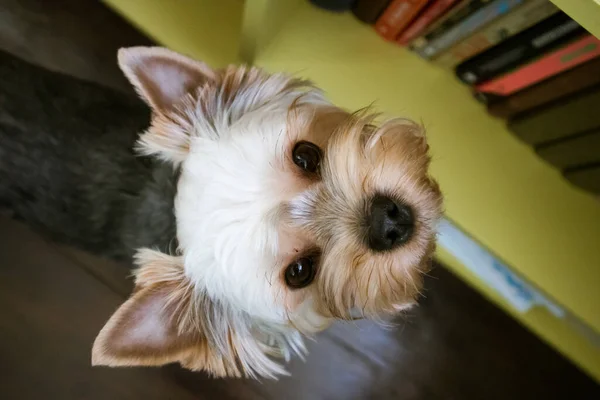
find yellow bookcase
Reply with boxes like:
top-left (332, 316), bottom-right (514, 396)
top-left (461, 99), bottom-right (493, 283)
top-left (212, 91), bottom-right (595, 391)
top-left (103, 0), bottom-right (600, 381)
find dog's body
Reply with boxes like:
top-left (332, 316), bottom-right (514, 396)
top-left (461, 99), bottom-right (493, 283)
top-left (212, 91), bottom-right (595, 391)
top-left (0, 50), bottom-right (175, 260)
top-left (0, 47), bottom-right (443, 378)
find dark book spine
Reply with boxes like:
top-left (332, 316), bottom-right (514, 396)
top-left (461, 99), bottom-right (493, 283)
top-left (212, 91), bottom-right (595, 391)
top-left (508, 86), bottom-right (600, 145)
top-left (486, 57), bottom-right (600, 119)
top-left (456, 12), bottom-right (584, 85)
top-left (351, 0), bottom-right (392, 24)
top-left (410, 0), bottom-right (492, 52)
top-left (564, 164), bottom-right (600, 195)
top-left (309, 0), bottom-right (355, 12)
top-left (536, 128), bottom-right (600, 169)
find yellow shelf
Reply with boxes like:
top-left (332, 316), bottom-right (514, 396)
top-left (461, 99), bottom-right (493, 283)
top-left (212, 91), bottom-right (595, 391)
top-left (103, 0), bottom-right (600, 381)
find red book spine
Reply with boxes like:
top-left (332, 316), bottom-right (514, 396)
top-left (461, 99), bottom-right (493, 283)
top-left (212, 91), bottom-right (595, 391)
top-left (397, 0), bottom-right (460, 45)
top-left (375, 0), bottom-right (431, 41)
top-left (476, 35), bottom-right (600, 97)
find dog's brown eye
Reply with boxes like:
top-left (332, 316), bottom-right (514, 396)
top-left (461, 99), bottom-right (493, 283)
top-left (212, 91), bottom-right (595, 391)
top-left (285, 257), bottom-right (316, 289)
top-left (293, 142), bottom-right (322, 174)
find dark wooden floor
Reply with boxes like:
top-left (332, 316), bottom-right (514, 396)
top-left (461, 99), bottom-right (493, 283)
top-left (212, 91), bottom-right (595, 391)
top-left (0, 215), bottom-right (598, 400)
top-left (0, 1), bottom-right (598, 399)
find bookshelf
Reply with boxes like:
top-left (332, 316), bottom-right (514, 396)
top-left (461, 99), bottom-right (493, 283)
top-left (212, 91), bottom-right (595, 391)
top-left (103, 0), bottom-right (600, 381)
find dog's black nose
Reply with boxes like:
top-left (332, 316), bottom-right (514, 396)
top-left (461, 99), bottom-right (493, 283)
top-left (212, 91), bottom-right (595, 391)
top-left (367, 195), bottom-right (414, 252)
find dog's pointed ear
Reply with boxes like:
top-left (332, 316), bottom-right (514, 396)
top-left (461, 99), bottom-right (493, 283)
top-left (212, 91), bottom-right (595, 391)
top-left (91, 251), bottom-right (196, 368)
top-left (91, 280), bottom-right (196, 368)
top-left (117, 46), bottom-right (216, 113)
top-left (92, 249), bottom-right (287, 378)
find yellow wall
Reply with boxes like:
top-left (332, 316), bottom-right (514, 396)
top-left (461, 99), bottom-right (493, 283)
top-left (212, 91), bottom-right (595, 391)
top-left (102, 0), bottom-right (244, 67)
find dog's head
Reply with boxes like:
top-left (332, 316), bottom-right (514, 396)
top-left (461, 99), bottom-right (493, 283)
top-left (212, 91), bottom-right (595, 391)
top-left (92, 47), bottom-right (443, 378)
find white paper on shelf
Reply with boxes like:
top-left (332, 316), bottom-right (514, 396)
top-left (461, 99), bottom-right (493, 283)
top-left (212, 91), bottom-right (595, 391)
top-left (436, 218), bottom-right (564, 317)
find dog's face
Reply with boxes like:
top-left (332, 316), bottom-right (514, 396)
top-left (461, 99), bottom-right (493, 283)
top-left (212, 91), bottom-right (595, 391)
top-left (92, 47), bottom-right (443, 378)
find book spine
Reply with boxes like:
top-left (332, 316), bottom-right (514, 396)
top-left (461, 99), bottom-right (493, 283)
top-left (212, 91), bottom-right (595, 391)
top-left (375, 0), bottom-right (430, 41)
top-left (456, 12), bottom-right (583, 85)
top-left (309, 0), bottom-right (354, 11)
top-left (410, 0), bottom-right (492, 52)
top-left (508, 87), bottom-right (600, 145)
top-left (564, 165), bottom-right (600, 195)
top-left (433, 0), bottom-right (558, 68)
top-left (486, 57), bottom-right (600, 119)
top-left (536, 128), bottom-right (600, 170)
top-left (476, 35), bottom-right (600, 97)
top-left (415, 0), bottom-right (525, 59)
top-left (351, 0), bottom-right (392, 24)
top-left (397, 0), bottom-right (460, 45)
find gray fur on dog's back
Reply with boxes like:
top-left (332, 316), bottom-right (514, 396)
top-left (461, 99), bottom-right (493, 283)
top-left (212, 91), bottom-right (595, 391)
top-left (0, 50), bottom-right (177, 261)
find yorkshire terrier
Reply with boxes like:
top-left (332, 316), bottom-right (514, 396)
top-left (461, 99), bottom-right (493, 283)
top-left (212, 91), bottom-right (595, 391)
top-left (0, 47), bottom-right (443, 378)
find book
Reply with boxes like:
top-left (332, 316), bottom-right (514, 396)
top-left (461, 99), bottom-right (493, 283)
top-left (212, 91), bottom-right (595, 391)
top-left (414, 0), bottom-right (525, 59)
top-left (397, 0), bottom-right (461, 45)
top-left (433, 0), bottom-right (558, 68)
top-left (309, 0), bottom-right (355, 11)
top-left (564, 164), bottom-right (600, 195)
top-left (536, 128), bottom-right (600, 169)
top-left (375, 0), bottom-right (431, 41)
top-left (410, 0), bottom-right (492, 52)
top-left (508, 86), bottom-right (600, 145)
top-left (455, 12), bottom-right (584, 85)
top-left (352, 0), bottom-right (392, 24)
top-left (486, 57), bottom-right (600, 119)
top-left (476, 35), bottom-right (600, 98)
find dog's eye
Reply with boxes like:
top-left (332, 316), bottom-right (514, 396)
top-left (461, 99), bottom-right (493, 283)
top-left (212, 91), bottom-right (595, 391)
top-left (285, 257), bottom-right (316, 289)
top-left (293, 142), bottom-right (322, 174)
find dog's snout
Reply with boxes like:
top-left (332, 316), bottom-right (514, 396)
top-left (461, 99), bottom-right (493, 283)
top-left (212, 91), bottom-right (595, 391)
top-left (367, 195), bottom-right (414, 252)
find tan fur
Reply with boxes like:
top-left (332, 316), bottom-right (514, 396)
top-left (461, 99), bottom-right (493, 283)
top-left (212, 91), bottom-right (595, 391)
top-left (289, 111), bottom-right (443, 319)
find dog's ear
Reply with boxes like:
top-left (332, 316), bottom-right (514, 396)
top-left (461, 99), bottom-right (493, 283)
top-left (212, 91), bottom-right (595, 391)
top-left (91, 279), bottom-right (197, 368)
top-left (118, 47), bottom-right (217, 163)
top-left (91, 251), bottom-right (197, 369)
top-left (92, 249), bottom-right (286, 378)
top-left (117, 46), bottom-right (216, 114)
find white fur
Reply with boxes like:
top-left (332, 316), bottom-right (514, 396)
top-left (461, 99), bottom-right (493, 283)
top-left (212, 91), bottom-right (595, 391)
top-left (174, 87), bottom-right (331, 369)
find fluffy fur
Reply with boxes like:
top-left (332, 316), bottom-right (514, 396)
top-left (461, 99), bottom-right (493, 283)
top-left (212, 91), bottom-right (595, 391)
top-left (0, 48), bottom-right (174, 260)
top-left (0, 47), bottom-right (443, 378)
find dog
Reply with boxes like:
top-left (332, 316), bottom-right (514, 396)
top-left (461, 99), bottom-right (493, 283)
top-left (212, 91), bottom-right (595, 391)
top-left (0, 46), bottom-right (443, 378)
